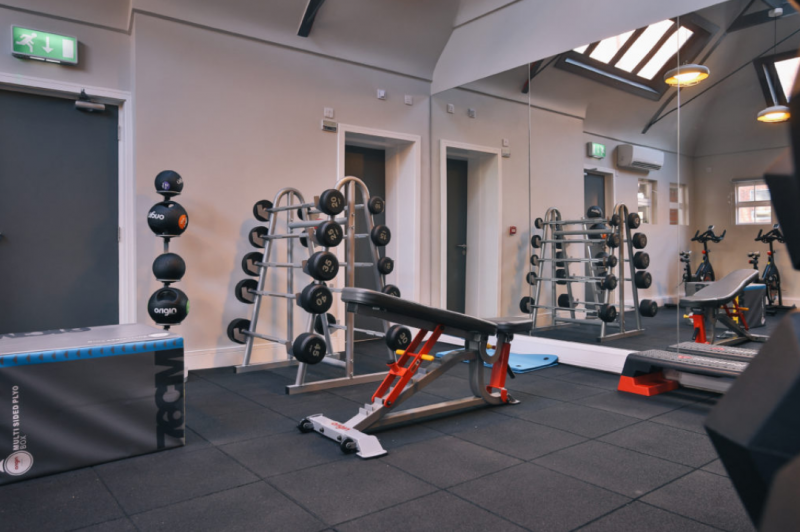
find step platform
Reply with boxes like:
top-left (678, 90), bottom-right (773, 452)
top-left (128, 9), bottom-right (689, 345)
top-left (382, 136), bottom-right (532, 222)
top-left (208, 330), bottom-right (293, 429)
top-left (618, 349), bottom-right (748, 396)
top-left (669, 342), bottom-right (758, 362)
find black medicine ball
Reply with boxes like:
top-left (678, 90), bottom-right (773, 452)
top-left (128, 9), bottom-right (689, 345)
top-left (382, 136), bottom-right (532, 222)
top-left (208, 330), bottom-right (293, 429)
top-left (152, 253), bottom-right (186, 283)
top-left (155, 170), bottom-right (183, 197)
top-left (148, 201), bottom-right (189, 237)
top-left (148, 287), bottom-right (189, 325)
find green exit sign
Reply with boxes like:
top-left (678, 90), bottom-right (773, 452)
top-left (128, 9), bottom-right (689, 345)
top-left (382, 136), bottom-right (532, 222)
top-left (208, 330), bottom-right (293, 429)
top-left (587, 142), bottom-right (606, 159)
top-left (11, 26), bottom-right (78, 65)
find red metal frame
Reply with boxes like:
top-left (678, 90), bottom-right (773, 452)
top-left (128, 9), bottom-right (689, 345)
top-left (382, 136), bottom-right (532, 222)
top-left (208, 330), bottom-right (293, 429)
top-left (371, 325), bottom-right (444, 406)
top-left (486, 342), bottom-right (512, 402)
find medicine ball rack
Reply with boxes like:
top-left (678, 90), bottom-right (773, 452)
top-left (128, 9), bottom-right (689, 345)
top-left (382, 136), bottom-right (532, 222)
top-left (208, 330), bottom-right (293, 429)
top-left (228, 177), bottom-right (399, 396)
top-left (522, 203), bottom-right (656, 342)
top-left (147, 170), bottom-right (190, 329)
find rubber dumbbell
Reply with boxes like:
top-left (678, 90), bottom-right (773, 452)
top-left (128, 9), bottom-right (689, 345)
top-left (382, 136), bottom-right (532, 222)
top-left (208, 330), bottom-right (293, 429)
top-left (639, 299), bottom-right (658, 317)
top-left (368, 196), bottom-right (385, 215)
top-left (632, 233), bottom-right (647, 249)
top-left (385, 324), bottom-right (413, 352)
top-left (297, 283), bottom-right (333, 314)
top-left (314, 313), bottom-right (337, 334)
top-left (370, 225), bottom-right (391, 247)
top-left (377, 257), bottom-right (394, 275)
top-left (635, 271), bottom-right (652, 289)
top-left (627, 212), bottom-right (641, 229)
top-left (304, 251), bottom-right (340, 281)
top-left (633, 251), bottom-right (650, 269)
top-left (292, 332), bottom-right (327, 364)
top-left (382, 284), bottom-right (401, 297)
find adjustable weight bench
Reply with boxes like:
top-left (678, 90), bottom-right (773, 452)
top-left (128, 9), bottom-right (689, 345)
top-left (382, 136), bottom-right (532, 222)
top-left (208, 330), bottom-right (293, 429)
top-left (679, 269), bottom-right (768, 346)
top-left (298, 287), bottom-right (532, 458)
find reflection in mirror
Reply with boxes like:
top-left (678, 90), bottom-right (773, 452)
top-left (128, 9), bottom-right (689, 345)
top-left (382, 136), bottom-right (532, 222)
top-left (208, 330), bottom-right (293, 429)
top-left (515, 13), bottom-right (692, 349)
top-left (676, 0), bottom-right (799, 356)
top-left (431, 66), bottom-right (532, 320)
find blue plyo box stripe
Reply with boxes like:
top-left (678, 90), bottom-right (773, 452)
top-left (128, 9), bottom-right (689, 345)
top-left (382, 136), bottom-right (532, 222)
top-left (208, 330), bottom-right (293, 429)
top-left (0, 338), bottom-right (184, 368)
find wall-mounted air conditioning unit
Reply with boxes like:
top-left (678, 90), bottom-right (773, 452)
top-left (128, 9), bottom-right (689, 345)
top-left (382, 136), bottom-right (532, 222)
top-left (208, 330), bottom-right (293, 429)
top-left (617, 144), bottom-right (664, 172)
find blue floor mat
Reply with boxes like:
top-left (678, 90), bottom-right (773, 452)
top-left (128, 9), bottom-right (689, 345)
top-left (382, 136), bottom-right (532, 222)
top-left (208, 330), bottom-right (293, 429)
top-left (434, 350), bottom-right (558, 373)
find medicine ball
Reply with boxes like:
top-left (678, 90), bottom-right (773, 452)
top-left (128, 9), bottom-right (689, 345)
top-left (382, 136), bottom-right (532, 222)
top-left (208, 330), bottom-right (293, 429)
top-left (148, 287), bottom-right (189, 325)
top-left (155, 170), bottom-right (184, 197)
top-left (587, 205), bottom-right (604, 219)
top-left (152, 253), bottom-right (186, 283)
top-left (148, 201), bottom-right (189, 237)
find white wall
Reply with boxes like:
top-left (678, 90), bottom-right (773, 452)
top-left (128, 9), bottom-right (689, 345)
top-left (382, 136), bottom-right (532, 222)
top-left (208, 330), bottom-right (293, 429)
top-left (132, 14), bottom-right (432, 366)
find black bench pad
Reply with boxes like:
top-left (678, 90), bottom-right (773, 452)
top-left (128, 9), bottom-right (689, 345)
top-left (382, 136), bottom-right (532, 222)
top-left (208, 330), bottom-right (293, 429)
top-left (679, 269), bottom-right (758, 307)
top-left (341, 288), bottom-right (498, 336)
top-left (486, 317), bottom-right (533, 334)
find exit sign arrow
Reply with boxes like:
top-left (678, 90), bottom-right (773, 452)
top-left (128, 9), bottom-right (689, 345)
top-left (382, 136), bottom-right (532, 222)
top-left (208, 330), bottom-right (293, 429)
top-left (42, 37), bottom-right (53, 53)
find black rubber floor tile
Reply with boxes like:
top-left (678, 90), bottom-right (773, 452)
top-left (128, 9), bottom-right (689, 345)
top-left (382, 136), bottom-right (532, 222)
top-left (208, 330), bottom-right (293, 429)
top-left (642, 470), bottom-right (756, 532)
top-left (221, 431), bottom-right (347, 478)
top-left (528, 364), bottom-right (583, 377)
top-left (373, 423), bottom-right (443, 450)
top-left (94, 447), bottom-right (258, 514)
top-left (383, 435), bottom-right (521, 488)
top-left (599, 422), bottom-right (718, 467)
top-left (456, 417), bottom-right (585, 460)
top-left (184, 378), bottom-right (264, 415)
top-left (450, 463), bottom-right (630, 531)
top-left (518, 402), bottom-right (640, 438)
top-left (508, 376), bottom-right (608, 402)
top-left (495, 390), bottom-right (562, 419)
top-left (0, 469), bottom-right (123, 532)
top-left (274, 394), bottom-right (364, 425)
top-left (534, 441), bottom-right (691, 498)
top-left (550, 368), bottom-right (621, 390)
top-left (131, 481), bottom-right (325, 532)
top-left (577, 390), bottom-right (697, 420)
top-left (200, 369), bottom-right (292, 395)
top-left (649, 400), bottom-right (716, 433)
top-left (336, 490), bottom-right (526, 532)
top-left (188, 405), bottom-right (298, 446)
top-left (248, 387), bottom-right (340, 410)
top-left (326, 381), bottom-right (388, 403)
top-left (701, 459), bottom-right (728, 477)
top-left (269, 459), bottom-right (437, 525)
top-left (576, 501), bottom-right (720, 532)
top-left (421, 407), bottom-right (510, 434)
top-left (73, 518), bottom-right (138, 532)
top-left (421, 374), bottom-right (482, 400)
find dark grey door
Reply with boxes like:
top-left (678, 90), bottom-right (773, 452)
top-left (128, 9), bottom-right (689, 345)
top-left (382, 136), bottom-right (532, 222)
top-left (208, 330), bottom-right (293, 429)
top-left (344, 145), bottom-right (385, 337)
top-left (584, 172), bottom-right (606, 215)
top-left (446, 158), bottom-right (468, 313)
top-left (0, 89), bottom-right (119, 334)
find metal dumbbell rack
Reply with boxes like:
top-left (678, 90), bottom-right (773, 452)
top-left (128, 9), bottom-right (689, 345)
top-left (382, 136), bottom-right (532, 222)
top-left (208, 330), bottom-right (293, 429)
top-left (288, 175), bottom-right (395, 394)
top-left (526, 203), bottom-right (648, 342)
top-left (233, 187), bottom-right (335, 373)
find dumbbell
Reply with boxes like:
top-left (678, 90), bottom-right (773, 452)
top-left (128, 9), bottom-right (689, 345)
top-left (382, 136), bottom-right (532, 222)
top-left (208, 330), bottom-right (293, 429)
top-left (370, 225), bottom-right (391, 247)
top-left (531, 234), bottom-right (620, 249)
top-left (152, 253), bottom-right (186, 284)
top-left (234, 279), bottom-right (333, 314)
top-left (253, 189), bottom-right (345, 221)
top-left (148, 287), bottom-right (189, 325)
top-left (639, 299), bottom-right (658, 317)
top-left (627, 213), bottom-right (641, 229)
top-left (529, 252), bottom-right (617, 268)
top-left (631, 251), bottom-right (650, 269)
top-left (377, 257), bottom-right (394, 275)
top-left (294, 220), bottom-right (344, 248)
top-left (635, 271), bottom-right (652, 289)
top-left (368, 196), bottom-right (385, 215)
top-left (632, 233), bottom-right (647, 250)
top-left (382, 284), bottom-right (401, 297)
top-left (240, 250), bottom-right (339, 281)
top-left (227, 320), bottom-right (328, 365)
top-left (385, 324), bottom-right (413, 352)
top-left (520, 296), bottom-right (618, 322)
top-left (529, 270), bottom-right (618, 290)
top-left (148, 201), bottom-right (189, 238)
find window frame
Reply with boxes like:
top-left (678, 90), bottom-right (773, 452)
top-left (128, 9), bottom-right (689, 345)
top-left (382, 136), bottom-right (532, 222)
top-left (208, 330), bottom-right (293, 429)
top-left (669, 183), bottom-right (689, 226)
top-left (637, 178), bottom-right (657, 225)
top-left (753, 50), bottom-right (799, 106)
top-left (734, 179), bottom-right (773, 226)
top-left (554, 14), bottom-right (717, 101)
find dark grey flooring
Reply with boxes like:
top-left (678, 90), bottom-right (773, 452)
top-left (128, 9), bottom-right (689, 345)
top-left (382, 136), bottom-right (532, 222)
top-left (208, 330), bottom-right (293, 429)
top-left (0, 340), bottom-right (755, 532)
top-left (529, 306), bottom-right (789, 352)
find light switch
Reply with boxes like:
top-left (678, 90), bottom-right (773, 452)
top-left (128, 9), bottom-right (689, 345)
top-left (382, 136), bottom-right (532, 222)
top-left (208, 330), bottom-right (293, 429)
top-left (324, 107), bottom-right (334, 119)
top-left (377, 89), bottom-right (387, 100)
top-left (404, 95), bottom-right (413, 106)
top-left (447, 103), bottom-right (455, 114)
top-left (468, 108), bottom-right (477, 119)
top-left (502, 138), bottom-right (509, 147)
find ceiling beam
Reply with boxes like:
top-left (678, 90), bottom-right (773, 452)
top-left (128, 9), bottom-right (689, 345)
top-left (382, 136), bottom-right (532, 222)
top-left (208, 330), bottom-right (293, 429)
top-left (297, 0), bottom-right (326, 38)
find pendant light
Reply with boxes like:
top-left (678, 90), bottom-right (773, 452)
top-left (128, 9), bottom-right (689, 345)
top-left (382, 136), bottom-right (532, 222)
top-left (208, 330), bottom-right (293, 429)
top-left (758, 8), bottom-right (790, 123)
top-left (664, 64), bottom-right (711, 87)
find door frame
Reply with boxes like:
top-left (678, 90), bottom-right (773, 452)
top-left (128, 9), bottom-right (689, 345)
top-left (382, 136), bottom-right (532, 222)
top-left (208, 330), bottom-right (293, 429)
top-left (439, 140), bottom-right (502, 317)
top-left (0, 72), bottom-right (136, 324)
top-left (336, 123), bottom-right (422, 303)
top-left (583, 164), bottom-right (617, 213)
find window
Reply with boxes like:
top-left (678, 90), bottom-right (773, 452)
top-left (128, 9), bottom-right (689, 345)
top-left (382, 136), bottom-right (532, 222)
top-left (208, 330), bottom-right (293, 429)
top-left (754, 51), bottom-right (800, 106)
top-left (637, 179), bottom-right (656, 224)
top-left (735, 180), bottom-right (772, 225)
top-left (669, 183), bottom-right (688, 226)
top-left (557, 14), bottom-right (716, 100)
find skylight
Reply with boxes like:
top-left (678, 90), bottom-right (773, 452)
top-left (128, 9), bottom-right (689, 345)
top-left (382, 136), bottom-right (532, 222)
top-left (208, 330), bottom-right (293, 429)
top-left (775, 57), bottom-right (800, 101)
top-left (555, 15), bottom-right (715, 100)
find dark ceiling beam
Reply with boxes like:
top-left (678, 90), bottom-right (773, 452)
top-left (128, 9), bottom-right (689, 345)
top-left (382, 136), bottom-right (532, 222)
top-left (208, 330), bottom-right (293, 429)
top-left (297, 0), bottom-right (326, 38)
top-left (729, 3), bottom-right (796, 32)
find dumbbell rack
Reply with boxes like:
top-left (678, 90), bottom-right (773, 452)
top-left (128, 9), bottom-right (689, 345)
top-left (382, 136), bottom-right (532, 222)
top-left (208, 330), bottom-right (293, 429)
top-left (288, 175), bottom-right (394, 394)
top-left (526, 203), bottom-right (649, 342)
top-left (234, 187), bottom-right (332, 373)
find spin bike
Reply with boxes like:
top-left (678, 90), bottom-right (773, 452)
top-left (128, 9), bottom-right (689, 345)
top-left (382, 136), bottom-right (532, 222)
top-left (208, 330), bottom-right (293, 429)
top-left (680, 225), bottom-right (726, 282)
top-left (753, 224), bottom-right (795, 311)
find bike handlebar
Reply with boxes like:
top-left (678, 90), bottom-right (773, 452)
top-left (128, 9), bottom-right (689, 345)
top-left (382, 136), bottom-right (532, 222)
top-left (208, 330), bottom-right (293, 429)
top-left (692, 227), bottom-right (725, 243)
top-left (755, 225), bottom-right (784, 244)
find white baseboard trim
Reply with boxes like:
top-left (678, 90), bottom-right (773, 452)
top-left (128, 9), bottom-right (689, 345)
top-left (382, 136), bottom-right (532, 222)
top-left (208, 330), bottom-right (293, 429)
top-left (185, 336), bottom-right (346, 372)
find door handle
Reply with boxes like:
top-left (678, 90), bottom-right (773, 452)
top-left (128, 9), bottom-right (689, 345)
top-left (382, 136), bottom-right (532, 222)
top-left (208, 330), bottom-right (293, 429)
top-left (455, 244), bottom-right (467, 249)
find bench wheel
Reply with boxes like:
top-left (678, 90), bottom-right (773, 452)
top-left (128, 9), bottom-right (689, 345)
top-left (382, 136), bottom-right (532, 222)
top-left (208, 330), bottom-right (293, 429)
top-left (340, 438), bottom-right (358, 454)
top-left (298, 418), bottom-right (314, 433)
